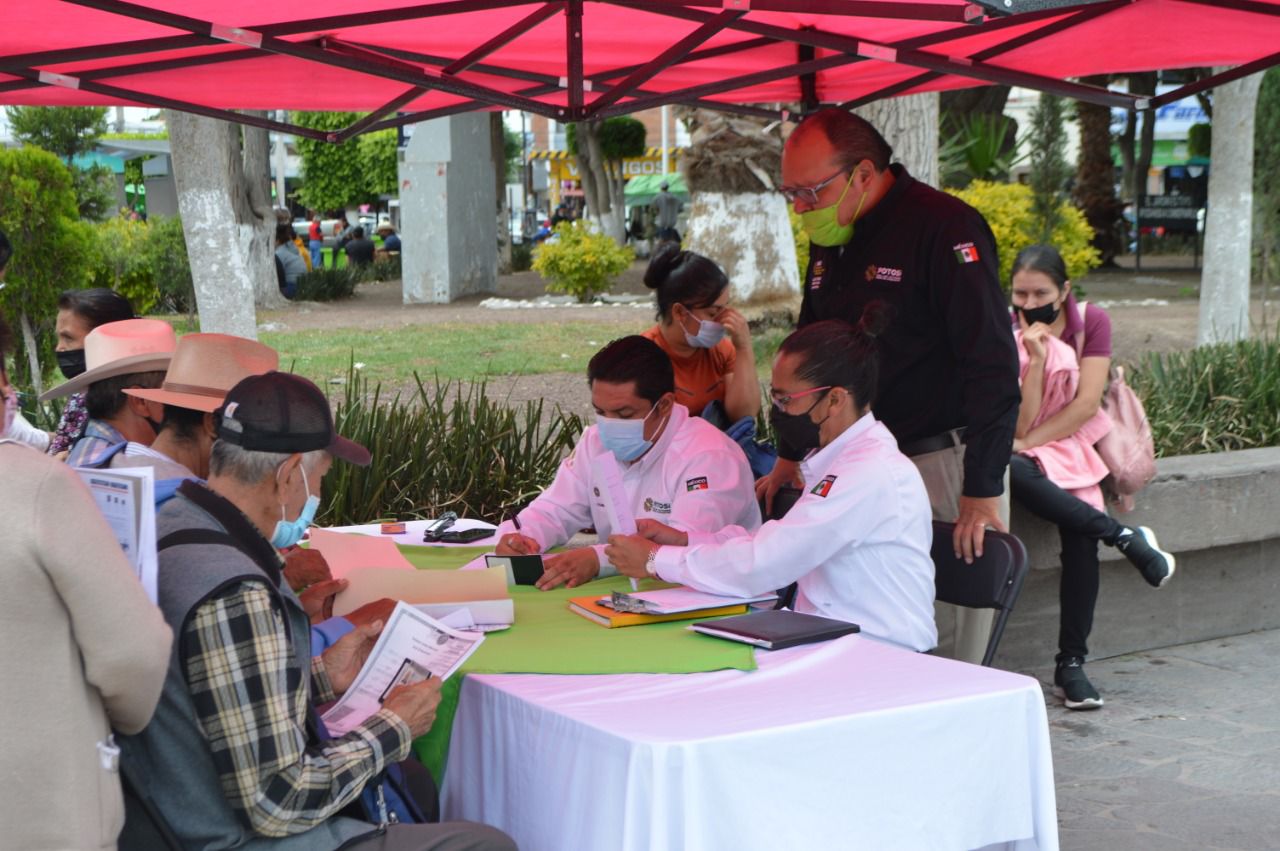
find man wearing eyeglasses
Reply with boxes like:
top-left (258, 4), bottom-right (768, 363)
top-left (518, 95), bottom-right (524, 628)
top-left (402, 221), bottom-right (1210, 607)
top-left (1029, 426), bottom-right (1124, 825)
top-left (764, 108), bottom-right (1020, 665)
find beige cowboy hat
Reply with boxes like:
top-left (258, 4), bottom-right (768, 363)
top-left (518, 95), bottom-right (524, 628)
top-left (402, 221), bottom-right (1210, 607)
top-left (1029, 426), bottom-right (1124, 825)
top-left (123, 333), bottom-right (279, 412)
top-left (40, 319), bottom-right (177, 401)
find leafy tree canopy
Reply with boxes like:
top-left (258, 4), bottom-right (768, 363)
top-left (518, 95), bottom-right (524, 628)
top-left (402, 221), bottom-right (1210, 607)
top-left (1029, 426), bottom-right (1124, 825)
top-left (0, 146), bottom-right (97, 383)
top-left (291, 112), bottom-right (398, 211)
top-left (566, 117), bottom-right (647, 160)
top-left (4, 106), bottom-right (108, 161)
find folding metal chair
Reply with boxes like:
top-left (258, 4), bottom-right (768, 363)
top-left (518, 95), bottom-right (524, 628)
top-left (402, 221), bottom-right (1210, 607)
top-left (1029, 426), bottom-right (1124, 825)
top-left (931, 520), bottom-right (1030, 667)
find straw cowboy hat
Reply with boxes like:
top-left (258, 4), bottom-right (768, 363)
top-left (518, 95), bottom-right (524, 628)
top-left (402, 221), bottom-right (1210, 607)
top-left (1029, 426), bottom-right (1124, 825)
top-left (39, 319), bottom-right (177, 401)
top-left (124, 333), bottom-right (279, 413)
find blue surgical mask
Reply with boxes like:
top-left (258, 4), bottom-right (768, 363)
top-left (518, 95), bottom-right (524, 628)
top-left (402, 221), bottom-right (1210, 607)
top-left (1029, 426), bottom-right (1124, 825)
top-left (596, 403), bottom-right (664, 463)
top-left (684, 318), bottom-right (727, 349)
top-left (271, 463), bottom-right (320, 549)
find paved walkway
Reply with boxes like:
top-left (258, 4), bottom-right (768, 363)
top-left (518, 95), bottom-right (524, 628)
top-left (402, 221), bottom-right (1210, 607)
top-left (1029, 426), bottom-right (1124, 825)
top-left (1022, 629), bottom-right (1280, 850)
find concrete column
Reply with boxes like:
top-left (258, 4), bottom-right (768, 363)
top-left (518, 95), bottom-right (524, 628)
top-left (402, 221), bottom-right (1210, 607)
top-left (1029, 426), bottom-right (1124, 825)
top-left (400, 113), bottom-right (497, 304)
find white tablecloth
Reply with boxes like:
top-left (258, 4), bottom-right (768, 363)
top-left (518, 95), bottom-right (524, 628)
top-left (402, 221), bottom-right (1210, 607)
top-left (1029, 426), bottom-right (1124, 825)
top-left (441, 635), bottom-right (1057, 851)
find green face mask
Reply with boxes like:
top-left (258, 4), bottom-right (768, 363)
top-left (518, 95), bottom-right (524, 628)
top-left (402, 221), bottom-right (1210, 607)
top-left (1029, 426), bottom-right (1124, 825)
top-left (799, 172), bottom-right (866, 247)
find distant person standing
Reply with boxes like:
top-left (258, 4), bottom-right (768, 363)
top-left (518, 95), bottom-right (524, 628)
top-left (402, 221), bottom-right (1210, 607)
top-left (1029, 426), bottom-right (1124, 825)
top-left (307, 213), bottom-right (324, 269)
top-left (274, 224), bottom-right (307, 298)
top-left (344, 227), bottom-right (376, 268)
top-left (651, 181), bottom-right (684, 245)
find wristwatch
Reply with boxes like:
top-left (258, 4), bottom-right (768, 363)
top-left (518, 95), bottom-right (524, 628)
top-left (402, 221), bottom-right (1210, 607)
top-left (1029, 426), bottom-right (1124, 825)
top-left (644, 545), bottom-right (659, 578)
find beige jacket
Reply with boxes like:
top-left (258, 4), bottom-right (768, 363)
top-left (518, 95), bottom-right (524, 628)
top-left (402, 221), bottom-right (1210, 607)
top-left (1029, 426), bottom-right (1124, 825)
top-left (0, 442), bottom-right (172, 850)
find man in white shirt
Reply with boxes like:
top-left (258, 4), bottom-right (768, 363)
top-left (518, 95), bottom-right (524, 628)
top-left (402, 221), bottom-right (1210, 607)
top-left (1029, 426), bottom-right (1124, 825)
top-left (607, 319), bottom-right (937, 652)
top-left (493, 335), bottom-right (761, 590)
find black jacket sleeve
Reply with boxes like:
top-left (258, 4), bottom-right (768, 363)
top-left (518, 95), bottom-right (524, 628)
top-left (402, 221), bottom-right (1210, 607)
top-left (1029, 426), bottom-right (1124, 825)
top-left (928, 211), bottom-right (1021, 498)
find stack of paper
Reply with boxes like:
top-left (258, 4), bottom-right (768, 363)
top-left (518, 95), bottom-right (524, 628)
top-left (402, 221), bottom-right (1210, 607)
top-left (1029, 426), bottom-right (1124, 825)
top-left (611, 587), bottom-right (778, 614)
top-left (311, 528), bottom-right (515, 629)
top-left (569, 586), bottom-right (777, 629)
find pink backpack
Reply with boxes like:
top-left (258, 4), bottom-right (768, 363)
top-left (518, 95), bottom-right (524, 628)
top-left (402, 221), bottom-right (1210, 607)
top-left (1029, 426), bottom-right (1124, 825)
top-left (1075, 302), bottom-right (1157, 512)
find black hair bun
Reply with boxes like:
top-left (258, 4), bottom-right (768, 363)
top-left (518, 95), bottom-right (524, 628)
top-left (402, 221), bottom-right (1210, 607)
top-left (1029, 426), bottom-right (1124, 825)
top-left (643, 242), bottom-right (684, 289)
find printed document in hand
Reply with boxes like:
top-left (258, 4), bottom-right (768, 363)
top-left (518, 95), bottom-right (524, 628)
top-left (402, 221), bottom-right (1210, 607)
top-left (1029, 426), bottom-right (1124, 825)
top-left (320, 602), bottom-right (485, 736)
top-left (590, 450), bottom-right (636, 536)
top-left (75, 466), bottom-right (157, 603)
top-left (590, 450), bottom-right (640, 588)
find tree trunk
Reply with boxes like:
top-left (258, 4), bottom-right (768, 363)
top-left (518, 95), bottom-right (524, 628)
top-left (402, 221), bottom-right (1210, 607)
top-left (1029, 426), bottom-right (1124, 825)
top-left (240, 113), bottom-right (285, 309)
top-left (167, 111), bottom-right (259, 339)
top-left (1075, 76), bottom-right (1125, 265)
top-left (1199, 69), bottom-right (1265, 345)
top-left (1119, 107), bottom-right (1137, 203)
top-left (855, 92), bottom-right (939, 187)
top-left (574, 121), bottom-right (606, 235)
top-left (579, 121), bottom-right (625, 242)
top-left (19, 312), bottom-right (42, 398)
top-left (1131, 73), bottom-right (1158, 204)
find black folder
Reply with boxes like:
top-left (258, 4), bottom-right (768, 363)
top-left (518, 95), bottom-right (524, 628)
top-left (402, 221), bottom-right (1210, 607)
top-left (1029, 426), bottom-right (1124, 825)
top-left (690, 609), bottom-right (860, 650)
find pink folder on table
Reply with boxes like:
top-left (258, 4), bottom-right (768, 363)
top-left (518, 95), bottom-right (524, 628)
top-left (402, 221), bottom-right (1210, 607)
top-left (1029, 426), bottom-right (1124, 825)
top-left (307, 528), bottom-right (416, 579)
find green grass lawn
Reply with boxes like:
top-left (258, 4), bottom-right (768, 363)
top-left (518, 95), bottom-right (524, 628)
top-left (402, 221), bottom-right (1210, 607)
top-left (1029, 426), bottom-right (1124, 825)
top-left (151, 315), bottom-right (785, 388)
top-left (258, 322), bottom-right (639, 386)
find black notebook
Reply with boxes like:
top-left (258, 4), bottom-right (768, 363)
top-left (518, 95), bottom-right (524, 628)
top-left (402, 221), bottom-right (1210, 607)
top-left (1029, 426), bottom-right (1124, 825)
top-left (690, 610), bottom-right (860, 650)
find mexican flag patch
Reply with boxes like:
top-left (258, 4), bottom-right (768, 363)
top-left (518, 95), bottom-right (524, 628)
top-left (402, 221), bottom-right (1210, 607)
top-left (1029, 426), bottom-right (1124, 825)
top-left (810, 475), bottom-right (837, 498)
top-left (953, 242), bottom-right (980, 264)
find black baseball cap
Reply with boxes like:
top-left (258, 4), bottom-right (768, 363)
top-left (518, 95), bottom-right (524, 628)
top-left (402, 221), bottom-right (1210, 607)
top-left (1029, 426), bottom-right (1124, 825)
top-left (217, 371), bottom-right (371, 466)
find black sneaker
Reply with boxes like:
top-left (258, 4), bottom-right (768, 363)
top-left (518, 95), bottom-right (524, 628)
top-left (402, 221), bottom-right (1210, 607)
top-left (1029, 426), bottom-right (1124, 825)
top-left (1054, 658), bottom-right (1104, 710)
top-left (1114, 526), bottom-right (1176, 588)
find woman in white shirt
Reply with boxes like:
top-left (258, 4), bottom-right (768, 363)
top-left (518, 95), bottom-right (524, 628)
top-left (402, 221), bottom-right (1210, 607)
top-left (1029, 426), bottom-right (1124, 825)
top-left (607, 316), bottom-right (938, 652)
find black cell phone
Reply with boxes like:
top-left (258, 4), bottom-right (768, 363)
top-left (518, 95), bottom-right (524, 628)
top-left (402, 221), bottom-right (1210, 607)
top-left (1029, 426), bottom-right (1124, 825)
top-left (485, 554), bottom-right (546, 586)
top-left (438, 527), bottom-right (496, 544)
top-left (422, 512), bottom-right (458, 542)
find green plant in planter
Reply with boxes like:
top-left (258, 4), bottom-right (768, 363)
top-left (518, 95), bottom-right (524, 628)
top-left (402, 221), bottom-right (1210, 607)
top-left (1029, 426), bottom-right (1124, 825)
top-left (321, 362), bottom-right (584, 525)
top-left (294, 267), bottom-right (359, 302)
top-left (532, 221), bottom-right (634, 303)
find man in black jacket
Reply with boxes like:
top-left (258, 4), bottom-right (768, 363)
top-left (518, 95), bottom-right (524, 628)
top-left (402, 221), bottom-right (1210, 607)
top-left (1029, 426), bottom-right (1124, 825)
top-left (762, 108), bottom-right (1021, 664)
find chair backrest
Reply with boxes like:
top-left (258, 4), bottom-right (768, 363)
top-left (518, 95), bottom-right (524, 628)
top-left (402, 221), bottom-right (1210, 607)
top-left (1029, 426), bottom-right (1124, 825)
top-left (930, 521), bottom-right (1029, 666)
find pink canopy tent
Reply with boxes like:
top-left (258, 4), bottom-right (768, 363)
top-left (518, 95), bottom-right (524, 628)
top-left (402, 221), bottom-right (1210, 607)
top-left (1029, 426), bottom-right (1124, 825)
top-left (2, 0), bottom-right (1279, 139)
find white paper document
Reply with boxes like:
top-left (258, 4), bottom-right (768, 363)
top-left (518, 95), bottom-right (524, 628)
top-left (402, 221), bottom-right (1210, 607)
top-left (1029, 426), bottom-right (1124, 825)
top-left (76, 466), bottom-right (158, 603)
top-left (608, 586), bottom-right (778, 614)
top-left (321, 602), bottom-right (485, 736)
top-left (590, 450), bottom-right (636, 536)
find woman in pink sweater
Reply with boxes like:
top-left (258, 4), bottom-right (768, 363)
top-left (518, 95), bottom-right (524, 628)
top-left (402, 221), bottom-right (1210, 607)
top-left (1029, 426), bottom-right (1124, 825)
top-left (1009, 245), bottom-right (1174, 711)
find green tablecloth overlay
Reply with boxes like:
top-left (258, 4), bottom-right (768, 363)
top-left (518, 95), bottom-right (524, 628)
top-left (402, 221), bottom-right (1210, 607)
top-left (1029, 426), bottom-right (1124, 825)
top-left (395, 547), bottom-right (757, 779)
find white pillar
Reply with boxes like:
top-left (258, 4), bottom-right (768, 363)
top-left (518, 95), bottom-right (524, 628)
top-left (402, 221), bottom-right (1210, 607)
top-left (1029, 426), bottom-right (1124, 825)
top-left (399, 113), bottom-right (498, 304)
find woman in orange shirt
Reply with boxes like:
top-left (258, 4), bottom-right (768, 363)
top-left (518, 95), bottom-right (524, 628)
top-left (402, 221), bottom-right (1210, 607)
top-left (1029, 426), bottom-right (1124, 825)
top-left (640, 244), bottom-right (761, 422)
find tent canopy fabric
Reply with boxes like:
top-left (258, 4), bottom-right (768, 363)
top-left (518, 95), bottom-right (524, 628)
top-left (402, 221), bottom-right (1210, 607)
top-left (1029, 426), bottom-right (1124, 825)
top-left (624, 173), bottom-right (689, 206)
top-left (2, 0), bottom-right (1278, 140)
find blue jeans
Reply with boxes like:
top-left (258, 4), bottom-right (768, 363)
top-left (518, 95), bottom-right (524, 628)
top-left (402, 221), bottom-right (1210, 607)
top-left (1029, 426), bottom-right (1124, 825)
top-left (309, 239), bottom-right (323, 268)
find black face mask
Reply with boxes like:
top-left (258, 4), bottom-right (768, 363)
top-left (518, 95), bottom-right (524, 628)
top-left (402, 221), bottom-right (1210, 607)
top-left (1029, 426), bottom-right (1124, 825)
top-left (1019, 302), bottom-right (1060, 326)
top-left (57, 349), bottom-right (87, 380)
top-left (770, 393), bottom-right (828, 456)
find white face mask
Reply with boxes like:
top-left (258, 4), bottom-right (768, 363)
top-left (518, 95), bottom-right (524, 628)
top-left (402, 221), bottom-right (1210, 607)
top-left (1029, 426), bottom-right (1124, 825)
top-left (679, 306), bottom-right (727, 349)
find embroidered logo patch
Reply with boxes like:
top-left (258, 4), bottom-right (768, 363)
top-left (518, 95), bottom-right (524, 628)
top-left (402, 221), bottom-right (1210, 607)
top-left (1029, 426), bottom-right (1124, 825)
top-left (644, 497), bottom-right (672, 514)
top-left (686, 476), bottom-right (709, 492)
top-left (810, 258), bottom-right (826, 292)
top-left (866, 265), bottom-right (903, 283)
top-left (953, 242), bottom-right (980, 264)
top-left (810, 474), bottom-right (837, 497)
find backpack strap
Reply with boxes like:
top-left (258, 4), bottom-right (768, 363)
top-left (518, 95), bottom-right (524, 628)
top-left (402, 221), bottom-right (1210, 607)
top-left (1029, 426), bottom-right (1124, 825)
top-left (157, 528), bottom-right (253, 560)
top-left (1073, 299), bottom-right (1088, 360)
